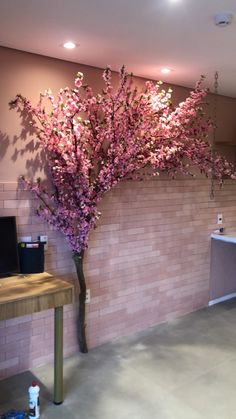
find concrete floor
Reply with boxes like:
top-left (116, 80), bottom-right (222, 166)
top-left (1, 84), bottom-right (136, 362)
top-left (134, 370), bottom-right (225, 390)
top-left (1, 299), bottom-right (236, 419)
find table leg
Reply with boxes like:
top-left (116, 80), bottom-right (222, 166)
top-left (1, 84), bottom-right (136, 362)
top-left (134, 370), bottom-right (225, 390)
top-left (54, 306), bottom-right (63, 404)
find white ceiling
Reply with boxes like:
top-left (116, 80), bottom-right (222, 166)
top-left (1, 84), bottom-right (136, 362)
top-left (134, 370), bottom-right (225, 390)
top-left (1, 0), bottom-right (236, 97)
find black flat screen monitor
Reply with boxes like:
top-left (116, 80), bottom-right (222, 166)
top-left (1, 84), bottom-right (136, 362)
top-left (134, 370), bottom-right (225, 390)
top-left (0, 216), bottom-right (19, 277)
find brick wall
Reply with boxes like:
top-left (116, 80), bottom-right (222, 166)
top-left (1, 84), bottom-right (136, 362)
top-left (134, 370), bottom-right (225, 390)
top-left (1, 177), bottom-right (236, 379)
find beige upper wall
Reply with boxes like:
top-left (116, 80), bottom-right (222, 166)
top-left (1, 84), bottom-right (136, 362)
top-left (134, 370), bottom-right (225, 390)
top-left (0, 47), bottom-right (106, 181)
top-left (1, 46), bottom-right (236, 181)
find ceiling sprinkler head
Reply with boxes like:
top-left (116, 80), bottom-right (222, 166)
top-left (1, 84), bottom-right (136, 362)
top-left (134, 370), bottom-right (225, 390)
top-left (214, 12), bottom-right (232, 27)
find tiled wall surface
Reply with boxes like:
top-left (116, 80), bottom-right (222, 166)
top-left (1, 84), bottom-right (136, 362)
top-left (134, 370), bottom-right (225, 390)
top-left (1, 177), bottom-right (236, 379)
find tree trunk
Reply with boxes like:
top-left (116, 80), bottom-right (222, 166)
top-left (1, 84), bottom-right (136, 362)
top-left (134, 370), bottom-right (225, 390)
top-left (72, 251), bottom-right (88, 353)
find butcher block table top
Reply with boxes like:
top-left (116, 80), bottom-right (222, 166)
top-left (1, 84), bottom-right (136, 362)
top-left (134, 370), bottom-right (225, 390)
top-left (0, 272), bottom-right (74, 321)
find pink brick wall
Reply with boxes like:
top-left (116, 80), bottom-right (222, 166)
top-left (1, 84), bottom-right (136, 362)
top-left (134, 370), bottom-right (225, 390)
top-left (1, 177), bottom-right (236, 379)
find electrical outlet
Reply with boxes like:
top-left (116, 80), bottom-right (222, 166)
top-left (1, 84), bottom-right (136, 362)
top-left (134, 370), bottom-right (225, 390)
top-left (38, 235), bottom-right (48, 250)
top-left (85, 289), bottom-right (91, 304)
top-left (38, 235), bottom-right (48, 242)
top-left (217, 214), bottom-right (223, 225)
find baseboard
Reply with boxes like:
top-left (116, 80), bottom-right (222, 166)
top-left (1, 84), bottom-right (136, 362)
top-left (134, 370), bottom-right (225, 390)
top-left (208, 292), bottom-right (236, 306)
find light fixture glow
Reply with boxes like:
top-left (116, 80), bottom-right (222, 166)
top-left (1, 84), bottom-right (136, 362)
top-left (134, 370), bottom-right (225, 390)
top-left (161, 67), bottom-right (172, 74)
top-left (63, 41), bottom-right (77, 49)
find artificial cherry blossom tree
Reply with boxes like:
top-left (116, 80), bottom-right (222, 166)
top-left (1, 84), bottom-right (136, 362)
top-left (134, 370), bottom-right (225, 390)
top-left (10, 67), bottom-right (236, 353)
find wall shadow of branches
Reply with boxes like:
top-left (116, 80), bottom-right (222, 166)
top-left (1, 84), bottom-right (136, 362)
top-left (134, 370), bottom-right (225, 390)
top-left (10, 105), bottom-right (48, 179)
top-left (0, 130), bottom-right (10, 160)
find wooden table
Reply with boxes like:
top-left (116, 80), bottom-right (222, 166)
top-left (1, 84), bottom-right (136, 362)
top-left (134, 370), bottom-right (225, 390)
top-left (0, 272), bottom-right (74, 404)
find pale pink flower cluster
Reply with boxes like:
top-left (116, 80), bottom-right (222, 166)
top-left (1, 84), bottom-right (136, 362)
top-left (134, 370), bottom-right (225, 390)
top-left (10, 67), bottom-right (236, 252)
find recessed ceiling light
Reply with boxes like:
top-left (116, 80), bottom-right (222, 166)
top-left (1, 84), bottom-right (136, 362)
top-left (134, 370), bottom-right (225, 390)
top-left (161, 67), bottom-right (172, 74)
top-left (63, 41), bottom-right (77, 49)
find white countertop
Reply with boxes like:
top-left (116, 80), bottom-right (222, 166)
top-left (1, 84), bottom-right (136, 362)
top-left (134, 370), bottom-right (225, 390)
top-left (211, 232), bottom-right (236, 244)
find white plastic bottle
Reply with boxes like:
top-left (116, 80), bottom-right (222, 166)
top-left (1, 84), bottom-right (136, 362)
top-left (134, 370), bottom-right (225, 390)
top-left (28, 381), bottom-right (40, 419)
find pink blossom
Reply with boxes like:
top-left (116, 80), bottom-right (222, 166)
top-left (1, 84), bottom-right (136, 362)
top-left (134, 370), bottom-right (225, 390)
top-left (10, 68), bottom-right (236, 252)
